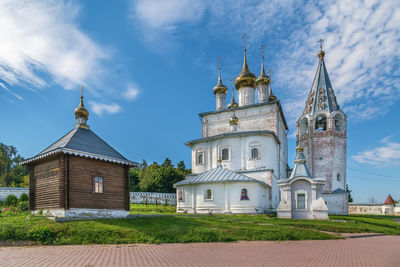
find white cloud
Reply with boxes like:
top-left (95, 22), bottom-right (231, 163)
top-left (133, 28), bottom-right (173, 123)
top-left (89, 101), bottom-right (121, 116)
top-left (123, 83), bottom-right (140, 101)
top-left (131, 0), bottom-right (400, 125)
top-left (133, 0), bottom-right (205, 31)
top-left (0, 0), bottom-right (108, 90)
top-left (352, 136), bottom-right (400, 165)
top-left (0, 82), bottom-right (23, 100)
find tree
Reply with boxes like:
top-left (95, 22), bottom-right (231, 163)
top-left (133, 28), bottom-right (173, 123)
top-left (368, 196), bottom-right (377, 204)
top-left (0, 143), bottom-right (28, 187)
top-left (139, 160), bottom-right (185, 193)
top-left (129, 167), bottom-right (140, 191)
top-left (162, 158), bottom-right (173, 168)
top-left (346, 184), bottom-right (353, 203)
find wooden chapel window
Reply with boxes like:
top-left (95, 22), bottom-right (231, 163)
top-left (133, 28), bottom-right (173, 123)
top-left (94, 177), bottom-right (103, 193)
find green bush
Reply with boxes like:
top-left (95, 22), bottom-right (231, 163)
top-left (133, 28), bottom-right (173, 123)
top-left (28, 226), bottom-right (56, 244)
top-left (19, 193), bottom-right (29, 202)
top-left (5, 195), bottom-right (18, 207)
top-left (16, 201), bottom-right (29, 212)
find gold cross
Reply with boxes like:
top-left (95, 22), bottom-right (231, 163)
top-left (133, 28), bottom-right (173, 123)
top-left (80, 86), bottom-right (83, 97)
top-left (242, 33), bottom-right (249, 50)
top-left (260, 45), bottom-right (265, 59)
top-left (268, 69), bottom-right (274, 77)
top-left (318, 39), bottom-right (324, 51)
top-left (217, 56), bottom-right (222, 70)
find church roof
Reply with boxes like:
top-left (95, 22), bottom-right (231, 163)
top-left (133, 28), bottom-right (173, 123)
top-left (331, 188), bottom-right (349, 194)
top-left (174, 166), bottom-right (268, 187)
top-left (185, 130), bottom-right (280, 147)
top-left (21, 127), bottom-right (136, 166)
top-left (303, 50), bottom-right (340, 115)
top-left (384, 194), bottom-right (395, 205)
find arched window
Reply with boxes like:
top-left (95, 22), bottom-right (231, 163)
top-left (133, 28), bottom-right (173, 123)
top-left (221, 148), bottom-right (229, 160)
top-left (196, 149), bottom-right (204, 165)
top-left (335, 114), bottom-right (343, 132)
top-left (315, 114), bottom-right (327, 131)
top-left (240, 188), bottom-right (249, 200)
top-left (337, 174), bottom-right (341, 181)
top-left (178, 190), bottom-right (184, 202)
top-left (251, 148), bottom-right (259, 159)
top-left (205, 189), bottom-right (213, 200)
top-left (300, 117), bottom-right (308, 135)
top-left (94, 177), bottom-right (103, 193)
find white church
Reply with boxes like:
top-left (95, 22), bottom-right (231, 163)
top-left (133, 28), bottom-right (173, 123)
top-left (174, 44), bottom-right (348, 218)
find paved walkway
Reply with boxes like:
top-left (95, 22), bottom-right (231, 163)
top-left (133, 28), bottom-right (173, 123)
top-left (1, 236), bottom-right (399, 267)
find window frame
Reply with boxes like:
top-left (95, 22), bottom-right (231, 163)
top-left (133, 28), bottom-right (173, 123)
top-left (221, 148), bottom-right (230, 161)
top-left (178, 190), bottom-right (184, 202)
top-left (295, 190), bottom-right (308, 210)
top-left (195, 149), bottom-right (205, 166)
top-left (204, 189), bottom-right (213, 201)
top-left (240, 188), bottom-right (249, 201)
top-left (250, 148), bottom-right (259, 160)
top-left (315, 114), bottom-right (327, 131)
top-left (94, 176), bottom-right (104, 194)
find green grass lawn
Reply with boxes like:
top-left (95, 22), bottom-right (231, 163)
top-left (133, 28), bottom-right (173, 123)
top-left (0, 204), bottom-right (399, 246)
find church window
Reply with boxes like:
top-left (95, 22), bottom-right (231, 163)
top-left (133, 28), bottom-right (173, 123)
top-left (300, 117), bottom-right (308, 135)
top-left (205, 189), bottom-right (213, 200)
top-left (94, 177), bottom-right (103, 193)
top-left (178, 190), bottom-right (184, 202)
top-left (337, 174), bottom-right (341, 181)
top-left (251, 148), bottom-right (259, 159)
top-left (315, 114), bottom-right (327, 131)
top-left (297, 193), bottom-right (305, 209)
top-left (221, 148), bottom-right (229, 160)
top-left (241, 188), bottom-right (249, 200)
top-left (196, 149), bottom-right (204, 165)
top-left (335, 114), bottom-right (343, 132)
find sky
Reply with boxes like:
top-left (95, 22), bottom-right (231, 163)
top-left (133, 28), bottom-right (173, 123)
top-left (0, 0), bottom-right (399, 202)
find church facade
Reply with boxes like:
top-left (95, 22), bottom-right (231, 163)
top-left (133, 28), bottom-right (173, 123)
top-left (175, 44), bottom-right (348, 217)
top-left (175, 48), bottom-right (288, 214)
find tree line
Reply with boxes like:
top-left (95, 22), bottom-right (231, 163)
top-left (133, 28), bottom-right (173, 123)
top-left (129, 158), bottom-right (189, 193)
top-left (0, 143), bottom-right (28, 187)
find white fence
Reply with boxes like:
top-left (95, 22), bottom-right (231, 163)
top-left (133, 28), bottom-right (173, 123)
top-left (0, 188), bottom-right (177, 205)
top-left (130, 192), bottom-right (176, 205)
top-left (0, 187), bottom-right (29, 201)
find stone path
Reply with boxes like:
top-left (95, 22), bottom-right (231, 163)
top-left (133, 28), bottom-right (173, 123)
top-left (1, 235), bottom-right (399, 267)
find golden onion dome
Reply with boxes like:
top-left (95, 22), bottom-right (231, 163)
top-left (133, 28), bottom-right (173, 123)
top-left (213, 65), bottom-right (228, 95)
top-left (75, 87), bottom-right (89, 120)
top-left (235, 48), bottom-right (256, 90)
top-left (227, 89), bottom-right (238, 109)
top-left (229, 113), bottom-right (239, 126)
top-left (256, 56), bottom-right (271, 86)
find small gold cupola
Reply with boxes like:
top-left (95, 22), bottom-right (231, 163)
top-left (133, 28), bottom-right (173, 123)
top-left (74, 86), bottom-right (89, 129)
top-left (256, 52), bottom-right (270, 86)
top-left (229, 113), bottom-right (239, 125)
top-left (227, 87), bottom-right (238, 109)
top-left (235, 48), bottom-right (256, 90)
top-left (268, 83), bottom-right (277, 101)
top-left (213, 63), bottom-right (228, 95)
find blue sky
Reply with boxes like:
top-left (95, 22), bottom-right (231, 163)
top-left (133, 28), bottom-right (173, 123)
top-left (0, 0), bottom-right (399, 202)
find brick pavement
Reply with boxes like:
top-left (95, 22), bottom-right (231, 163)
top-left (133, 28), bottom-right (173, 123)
top-left (0, 235), bottom-right (399, 267)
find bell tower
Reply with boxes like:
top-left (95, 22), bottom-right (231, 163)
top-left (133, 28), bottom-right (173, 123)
top-left (296, 40), bottom-right (347, 200)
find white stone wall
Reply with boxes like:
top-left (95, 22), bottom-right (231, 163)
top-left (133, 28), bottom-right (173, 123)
top-left (349, 204), bottom-right (398, 215)
top-left (215, 93), bottom-right (226, 111)
top-left (322, 193), bottom-right (348, 215)
top-left (202, 104), bottom-right (281, 138)
top-left (176, 182), bottom-right (270, 214)
top-left (191, 135), bottom-right (279, 177)
top-left (32, 208), bottom-right (129, 218)
top-left (129, 192), bottom-right (176, 205)
top-left (257, 83), bottom-right (269, 103)
top-left (0, 187), bottom-right (29, 201)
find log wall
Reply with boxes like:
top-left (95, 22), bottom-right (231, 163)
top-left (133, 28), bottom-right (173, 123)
top-left (68, 156), bottom-right (128, 210)
top-left (33, 158), bottom-right (61, 209)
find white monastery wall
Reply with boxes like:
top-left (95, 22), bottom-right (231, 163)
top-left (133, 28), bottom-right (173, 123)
top-left (129, 192), bottom-right (176, 205)
top-left (349, 204), bottom-right (399, 216)
top-left (0, 187), bottom-right (29, 201)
